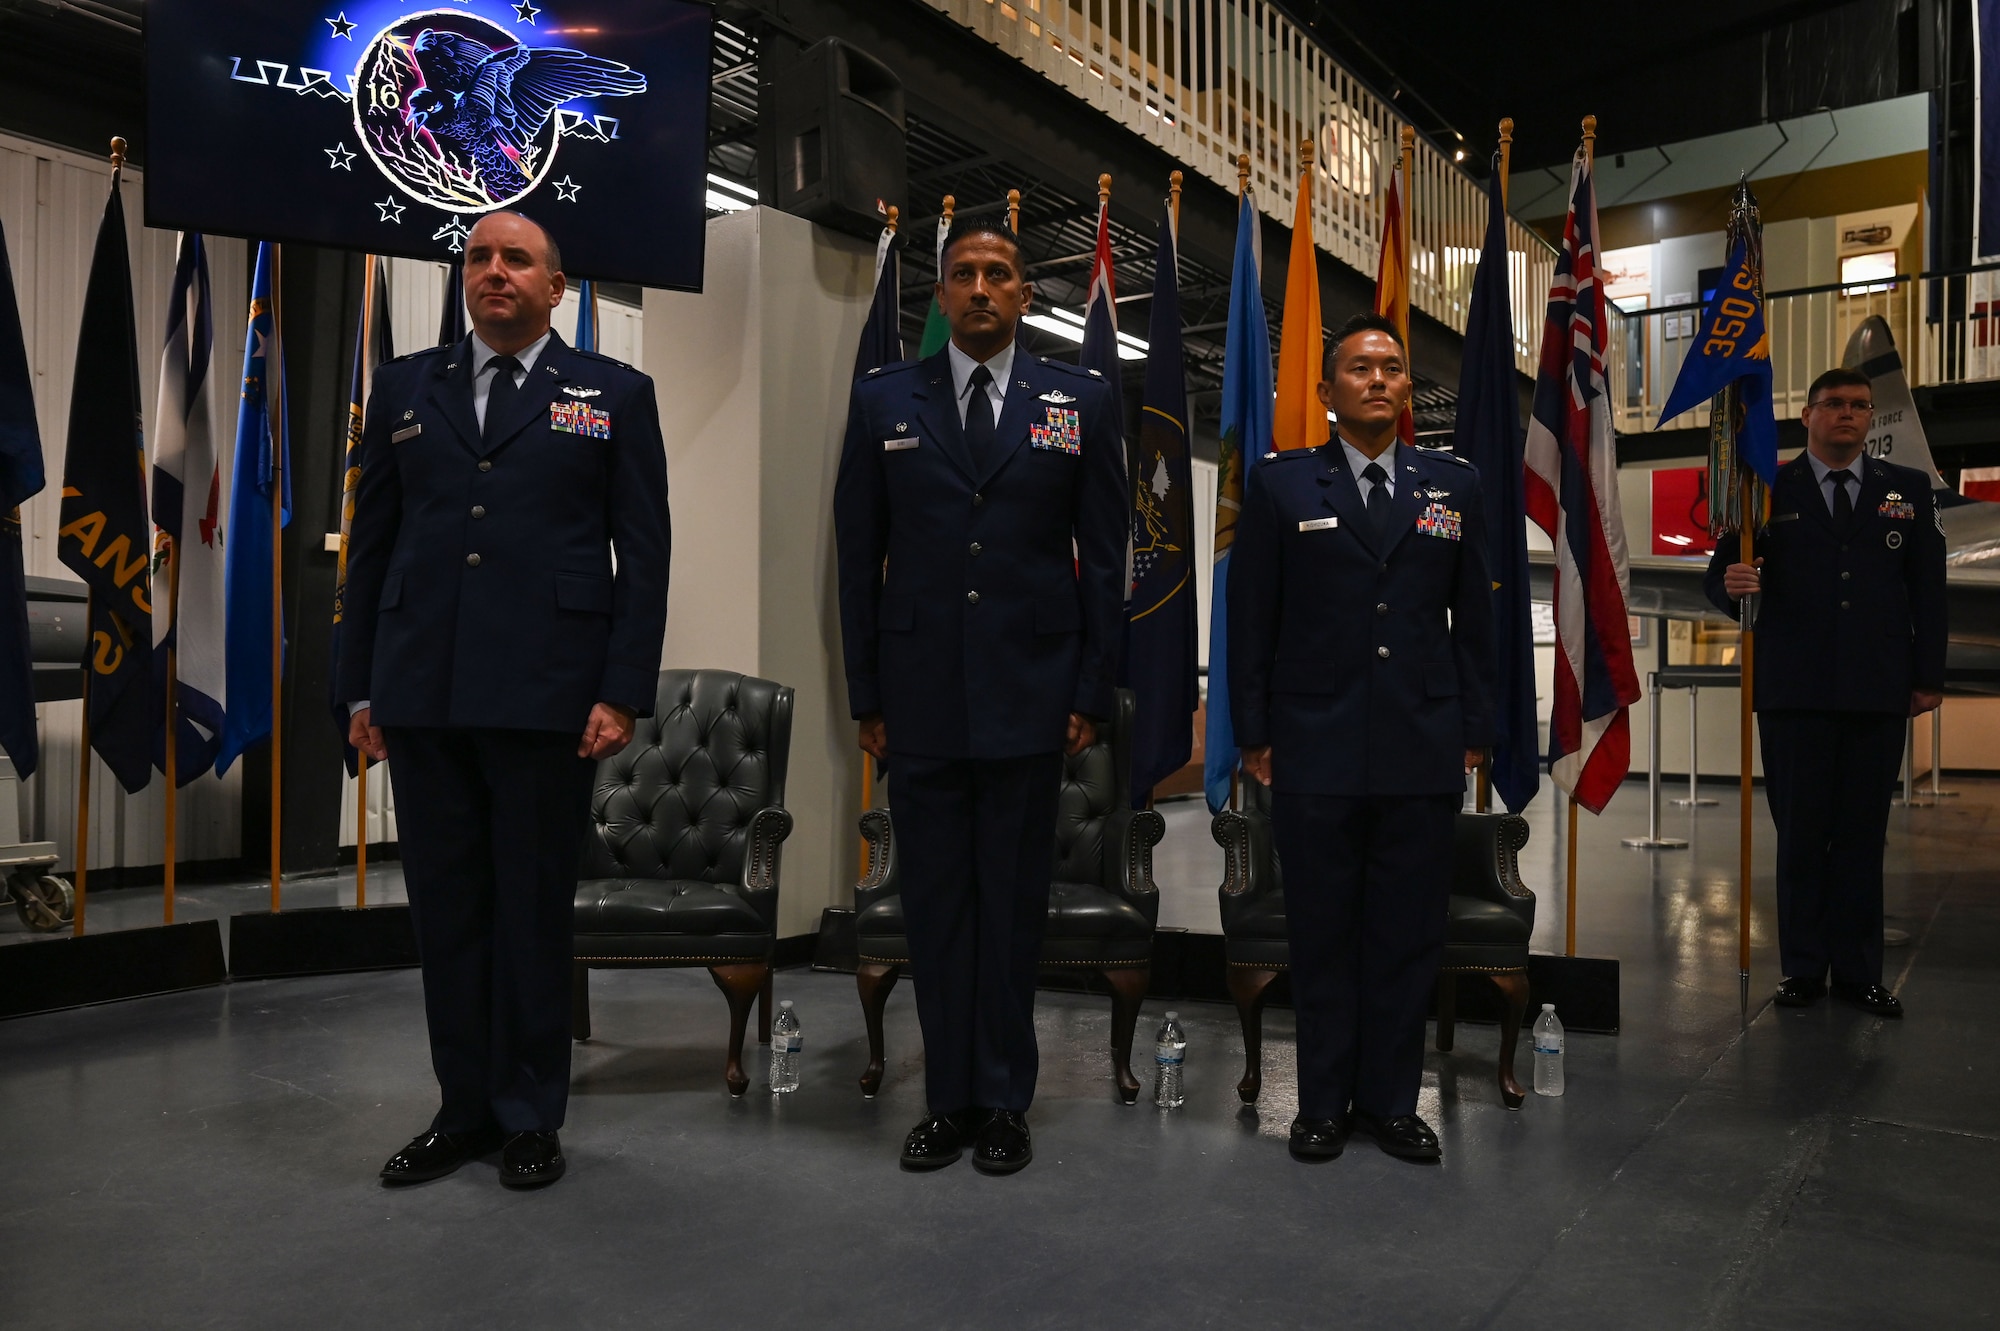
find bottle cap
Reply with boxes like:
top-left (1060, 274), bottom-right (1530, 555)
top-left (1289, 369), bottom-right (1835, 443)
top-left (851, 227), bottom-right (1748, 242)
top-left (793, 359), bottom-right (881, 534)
top-left (780, 999), bottom-right (794, 1009)
top-left (1541, 1003), bottom-right (1555, 1011)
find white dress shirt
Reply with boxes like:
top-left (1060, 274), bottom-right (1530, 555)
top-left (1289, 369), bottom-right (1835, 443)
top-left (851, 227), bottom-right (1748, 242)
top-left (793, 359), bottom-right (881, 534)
top-left (945, 339), bottom-right (1015, 427)
top-left (470, 329), bottom-right (553, 430)
top-left (1805, 449), bottom-right (1864, 517)
top-left (1338, 434), bottom-right (1398, 503)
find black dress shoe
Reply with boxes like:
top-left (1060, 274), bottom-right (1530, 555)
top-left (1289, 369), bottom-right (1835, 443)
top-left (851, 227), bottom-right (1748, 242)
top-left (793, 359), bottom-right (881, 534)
top-left (1349, 1112), bottom-right (1442, 1163)
top-left (1288, 1117), bottom-right (1347, 1162)
top-left (900, 1115), bottom-right (964, 1171)
top-left (1774, 976), bottom-right (1827, 1007)
top-left (500, 1131), bottom-right (566, 1189)
top-left (379, 1128), bottom-right (501, 1185)
top-left (971, 1110), bottom-right (1033, 1175)
top-left (1831, 981), bottom-right (1904, 1019)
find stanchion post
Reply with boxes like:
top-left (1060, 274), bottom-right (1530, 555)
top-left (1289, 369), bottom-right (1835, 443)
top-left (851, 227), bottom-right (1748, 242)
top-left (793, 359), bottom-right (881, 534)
top-left (1930, 702), bottom-right (1956, 798)
top-left (355, 755), bottom-right (368, 910)
top-left (1623, 671), bottom-right (1687, 849)
top-left (72, 631), bottom-right (92, 937)
top-left (1565, 794), bottom-right (1578, 958)
top-left (267, 245), bottom-right (287, 912)
top-left (1673, 682), bottom-right (1718, 808)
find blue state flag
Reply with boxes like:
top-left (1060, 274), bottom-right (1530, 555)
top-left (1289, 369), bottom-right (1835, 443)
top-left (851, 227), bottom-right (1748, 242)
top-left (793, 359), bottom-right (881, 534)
top-left (1128, 204), bottom-right (1198, 806)
top-left (1203, 190), bottom-right (1272, 813)
top-left (574, 278), bottom-right (598, 352)
top-left (1453, 172), bottom-right (1538, 813)
top-left (57, 177), bottom-right (153, 794)
top-left (1656, 229), bottom-right (1778, 485)
top-left (853, 225), bottom-right (903, 379)
top-left (218, 242), bottom-right (291, 775)
top-left (440, 262), bottom-right (466, 346)
top-left (0, 214), bottom-right (44, 778)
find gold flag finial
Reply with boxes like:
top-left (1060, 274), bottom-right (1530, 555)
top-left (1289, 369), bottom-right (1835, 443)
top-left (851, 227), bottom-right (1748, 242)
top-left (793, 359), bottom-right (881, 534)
top-left (1098, 173), bottom-right (1112, 206)
top-left (942, 194), bottom-right (955, 223)
top-left (886, 204), bottom-right (899, 235)
top-left (109, 137), bottom-right (127, 171)
top-left (1169, 169), bottom-right (1183, 232)
top-left (1236, 152), bottom-right (1251, 196)
top-left (1498, 117), bottom-right (1514, 207)
top-left (1298, 137), bottom-right (1314, 173)
top-left (1581, 114), bottom-right (1598, 165)
top-left (1007, 188), bottom-right (1020, 234)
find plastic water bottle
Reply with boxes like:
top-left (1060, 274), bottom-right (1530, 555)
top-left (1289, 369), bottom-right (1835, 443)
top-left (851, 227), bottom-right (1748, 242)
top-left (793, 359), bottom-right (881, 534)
top-left (1533, 1003), bottom-right (1565, 1097)
top-left (1154, 1011), bottom-right (1187, 1108)
top-left (770, 1000), bottom-right (802, 1093)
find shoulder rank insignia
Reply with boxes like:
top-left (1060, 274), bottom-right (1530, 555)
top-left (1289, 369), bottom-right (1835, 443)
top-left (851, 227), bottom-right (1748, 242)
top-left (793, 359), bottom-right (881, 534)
top-left (562, 386), bottom-right (603, 398)
top-left (1087, 368), bottom-right (1103, 378)
top-left (867, 366), bottom-right (882, 375)
top-left (1039, 389), bottom-right (1077, 405)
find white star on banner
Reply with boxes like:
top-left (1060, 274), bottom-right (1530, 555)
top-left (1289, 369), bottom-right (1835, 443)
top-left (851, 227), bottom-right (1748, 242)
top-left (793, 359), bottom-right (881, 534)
top-left (375, 197), bottom-right (406, 223)
top-left (325, 143), bottom-right (355, 170)
top-left (552, 175), bottom-right (582, 202)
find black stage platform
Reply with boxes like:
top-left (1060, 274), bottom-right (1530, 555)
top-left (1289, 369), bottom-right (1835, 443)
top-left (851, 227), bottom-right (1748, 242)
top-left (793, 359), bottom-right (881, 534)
top-left (2, 782), bottom-right (1996, 1326)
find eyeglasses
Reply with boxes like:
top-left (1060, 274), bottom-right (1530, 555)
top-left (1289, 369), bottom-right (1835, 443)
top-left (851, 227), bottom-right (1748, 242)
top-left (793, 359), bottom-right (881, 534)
top-left (1809, 398), bottom-right (1875, 416)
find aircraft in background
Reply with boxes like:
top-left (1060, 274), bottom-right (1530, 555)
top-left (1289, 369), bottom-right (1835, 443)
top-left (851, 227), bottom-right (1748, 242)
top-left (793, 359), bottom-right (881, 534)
top-left (1530, 316), bottom-right (2000, 674)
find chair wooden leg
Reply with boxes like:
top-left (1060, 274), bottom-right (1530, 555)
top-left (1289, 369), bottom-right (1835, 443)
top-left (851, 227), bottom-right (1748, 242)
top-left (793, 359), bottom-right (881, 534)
top-left (1435, 970), bottom-right (1458, 1052)
top-left (856, 963), bottom-right (900, 1098)
top-left (1104, 965), bottom-right (1150, 1105)
top-left (709, 963), bottom-right (766, 1097)
top-left (1225, 966), bottom-right (1280, 1105)
top-left (1489, 969), bottom-right (1531, 1110)
top-left (571, 962), bottom-right (591, 1042)
top-left (758, 969), bottom-right (774, 1046)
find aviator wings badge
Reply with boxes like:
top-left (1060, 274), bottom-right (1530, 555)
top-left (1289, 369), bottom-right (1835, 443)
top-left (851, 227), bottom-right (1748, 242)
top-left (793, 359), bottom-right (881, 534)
top-left (1039, 389), bottom-right (1078, 405)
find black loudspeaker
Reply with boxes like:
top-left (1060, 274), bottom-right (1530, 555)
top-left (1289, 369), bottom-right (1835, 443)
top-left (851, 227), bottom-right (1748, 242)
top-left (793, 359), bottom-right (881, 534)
top-left (758, 37), bottom-right (906, 239)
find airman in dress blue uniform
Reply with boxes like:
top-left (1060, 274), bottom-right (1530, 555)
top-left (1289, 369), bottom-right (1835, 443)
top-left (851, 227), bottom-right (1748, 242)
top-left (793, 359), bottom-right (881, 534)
top-left (1230, 314), bottom-right (1495, 1164)
top-left (1706, 366), bottom-right (1946, 1019)
top-left (341, 213), bottom-right (670, 1189)
top-left (835, 219), bottom-right (1126, 1175)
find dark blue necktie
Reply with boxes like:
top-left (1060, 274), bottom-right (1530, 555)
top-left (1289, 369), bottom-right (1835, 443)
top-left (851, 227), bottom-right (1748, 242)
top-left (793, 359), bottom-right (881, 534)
top-left (1830, 468), bottom-right (1855, 526)
top-left (1363, 460), bottom-right (1391, 544)
top-left (965, 363), bottom-right (996, 469)
top-left (483, 354), bottom-right (521, 444)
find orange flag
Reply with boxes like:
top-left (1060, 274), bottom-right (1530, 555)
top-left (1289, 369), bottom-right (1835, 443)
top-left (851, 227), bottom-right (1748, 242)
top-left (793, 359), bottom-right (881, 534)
top-left (1272, 144), bottom-right (1329, 453)
top-left (1373, 147), bottom-right (1415, 444)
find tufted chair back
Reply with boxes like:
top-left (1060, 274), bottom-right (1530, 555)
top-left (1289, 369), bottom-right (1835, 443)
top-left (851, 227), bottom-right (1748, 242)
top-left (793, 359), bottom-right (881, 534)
top-left (581, 670), bottom-right (795, 918)
top-left (1051, 688), bottom-right (1137, 892)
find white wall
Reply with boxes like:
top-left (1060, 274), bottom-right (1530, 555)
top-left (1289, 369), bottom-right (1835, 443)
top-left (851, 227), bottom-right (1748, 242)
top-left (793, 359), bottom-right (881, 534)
top-left (3, 131), bottom-right (247, 872)
top-left (643, 207), bottom-right (875, 939)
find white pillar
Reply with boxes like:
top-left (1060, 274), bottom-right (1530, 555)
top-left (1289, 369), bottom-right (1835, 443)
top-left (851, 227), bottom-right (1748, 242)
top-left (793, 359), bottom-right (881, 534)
top-left (643, 207), bottom-right (876, 939)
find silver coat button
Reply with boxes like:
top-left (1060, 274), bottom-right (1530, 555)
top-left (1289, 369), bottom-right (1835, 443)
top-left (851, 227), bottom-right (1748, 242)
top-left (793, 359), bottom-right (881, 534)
top-left (471, 505), bottom-right (486, 519)
top-left (967, 591), bottom-right (980, 605)
top-left (1377, 645), bottom-right (1390, 658)
top-left (970, 542), bottom-right (982, 556)
top-left (478, 460), bottom-right (492, 472)
top-left (1376, 603), bottom-right (1389, 615)
top-left (466, 553), bottom-right (481, 567)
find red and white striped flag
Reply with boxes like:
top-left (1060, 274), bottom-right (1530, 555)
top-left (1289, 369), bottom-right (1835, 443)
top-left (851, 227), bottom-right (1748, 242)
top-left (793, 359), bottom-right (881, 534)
top-left (1523, 146), bottom-right (1639, 814)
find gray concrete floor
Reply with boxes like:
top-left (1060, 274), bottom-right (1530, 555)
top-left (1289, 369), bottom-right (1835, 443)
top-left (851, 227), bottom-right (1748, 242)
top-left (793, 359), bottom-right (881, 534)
top-left (3, 780), bottom-right (1997, 1328)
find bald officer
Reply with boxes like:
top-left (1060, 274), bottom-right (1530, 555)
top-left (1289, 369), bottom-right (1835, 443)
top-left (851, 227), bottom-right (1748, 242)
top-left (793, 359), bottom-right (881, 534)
top-left (1707, 366), bottom-right (1946, 1019)
top-left (341, 212), bottom-right (670, 1188)
top-left (836, 218), bottom-right (1126, 1175)
top-left (1230, 312), bottom-right (1494, 1165)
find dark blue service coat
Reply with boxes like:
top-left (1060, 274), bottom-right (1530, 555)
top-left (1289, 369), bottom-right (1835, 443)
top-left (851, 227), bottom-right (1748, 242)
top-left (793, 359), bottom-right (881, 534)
top-left (1703, 454), bottom-right (1946, 713)
top-left (337, 333), bottom-right (671, 729)
top-left (835, 349), bottom-right (1127, 759)
top-left (1228, 440), bottom-right (1497, 796)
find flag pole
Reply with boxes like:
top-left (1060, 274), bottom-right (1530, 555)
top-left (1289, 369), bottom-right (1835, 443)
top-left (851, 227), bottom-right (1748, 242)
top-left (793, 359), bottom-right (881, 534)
top-left (1738, 467), bottom-right (1756, 1023)
top-left (267, 244), bottom-right (286, 912)
top-left (1475, 115), bottom-right (1514, 816)
top-left (73, 599), bottom-right (92, 937)
top-left (354, 252), bottom-right (378, 911)
top-left (163, 538), bottom-right (179, 924)
top-left (857, 209), bottom-right (902, 874)
top-left (1398, 125), bottom-right (1414, 276)
top-left (1565, 115), bottom-right (1597, 961)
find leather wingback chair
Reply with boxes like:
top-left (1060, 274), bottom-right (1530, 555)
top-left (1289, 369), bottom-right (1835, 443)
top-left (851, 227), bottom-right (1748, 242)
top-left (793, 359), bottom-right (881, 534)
top-left (1212, 780), bottom-right (1536, 1108)
top-left (572, 670), bottom-right (796, 1097)
top-left (850, 689), bottom-right (1166, 1103)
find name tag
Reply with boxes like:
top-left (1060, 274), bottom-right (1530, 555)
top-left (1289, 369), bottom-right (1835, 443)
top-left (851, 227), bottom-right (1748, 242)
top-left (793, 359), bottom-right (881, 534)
top-left (1298, 516), bottom-right (1339, 532)
top-left (882, 437), bottom-right (920, 452)
top-left (391, 424), bottom-right (421, 443)
top-left (1769, 511), bottom-right (1799, 524)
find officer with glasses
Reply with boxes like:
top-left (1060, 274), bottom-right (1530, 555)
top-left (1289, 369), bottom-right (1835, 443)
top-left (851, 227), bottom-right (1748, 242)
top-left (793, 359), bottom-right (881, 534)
top-left (1705, 366), bottom-right (1947, 1019)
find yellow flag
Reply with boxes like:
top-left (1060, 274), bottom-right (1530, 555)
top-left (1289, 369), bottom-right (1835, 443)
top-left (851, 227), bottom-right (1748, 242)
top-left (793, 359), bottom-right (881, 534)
top-left (1373, 161), bottom-right (1414, 444)
top-left (1272, 152), bottom-right (1328, 453)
